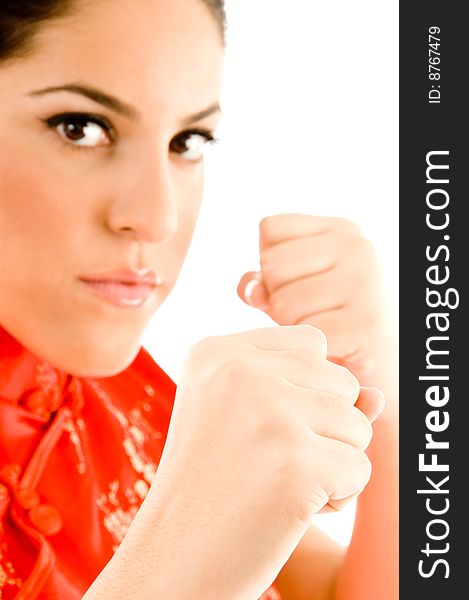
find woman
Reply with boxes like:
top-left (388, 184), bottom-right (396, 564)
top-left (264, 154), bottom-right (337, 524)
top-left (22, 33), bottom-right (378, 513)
top-left (0, 1), bottom-right (398, 598)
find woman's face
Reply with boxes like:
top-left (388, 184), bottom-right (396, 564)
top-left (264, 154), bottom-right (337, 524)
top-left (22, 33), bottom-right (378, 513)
top-left (0, 0), bottom-right (224, 376)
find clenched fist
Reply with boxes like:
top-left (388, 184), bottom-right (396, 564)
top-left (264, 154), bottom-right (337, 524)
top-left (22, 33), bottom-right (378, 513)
top-left (237, 214), bottom-right (395, 382)
top-left (135, 325), bottom-right (384, 599)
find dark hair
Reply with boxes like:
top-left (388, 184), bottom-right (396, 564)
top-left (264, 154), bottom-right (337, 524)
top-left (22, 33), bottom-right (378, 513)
top-left (0, 0), bottom-right (226, 63)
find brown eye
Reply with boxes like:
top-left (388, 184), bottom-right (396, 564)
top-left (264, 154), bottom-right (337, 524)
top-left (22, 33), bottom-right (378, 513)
top-left (62, 121), bottom-right (90, 141)
top-left (62, 123), bottom-right (85, 141)
top-left (170, 130), bottom-right (218, 162)
top-left (57, 119), bottom-right (110, 146)
top-left (44, 113), bottom-right (114, 148)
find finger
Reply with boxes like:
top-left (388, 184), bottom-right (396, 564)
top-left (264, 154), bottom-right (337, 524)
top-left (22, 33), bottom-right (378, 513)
top-left (284, 382), bottom-right (371, 450)
top-left (237, 271), bottom-right (270, 309)
top-left (268, 269), bottom-right (350, 326)
top-left (259, 214), bottom-right (347, 252)
top-left (319, 494), bottom-right (358, 514)
top-left (279, 357), bottom-right (360, 405)
top-left (259, 235), bottom-right (338, 295)
top-left (306, 435), bottom-right (372, 508)
top-left (355, 387), bottom-right (385, 423)
top-left (228, 324), bottom-right (328, 357)
top-left (299, 306), bottom-right (365, 362)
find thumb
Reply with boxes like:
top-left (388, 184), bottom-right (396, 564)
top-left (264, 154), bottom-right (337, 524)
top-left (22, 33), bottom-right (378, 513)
top-left (354, 387), bottom-right (385, 423)
top-left (237, 271), bottom-right (270, 310)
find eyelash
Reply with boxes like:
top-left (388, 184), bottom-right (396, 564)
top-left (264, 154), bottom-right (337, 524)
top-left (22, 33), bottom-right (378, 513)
top-left (41, 112), bottom-right (219, 159)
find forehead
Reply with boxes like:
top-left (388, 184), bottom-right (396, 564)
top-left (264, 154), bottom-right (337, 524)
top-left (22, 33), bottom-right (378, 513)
top-left (8, 0), bottom-right (224, 118)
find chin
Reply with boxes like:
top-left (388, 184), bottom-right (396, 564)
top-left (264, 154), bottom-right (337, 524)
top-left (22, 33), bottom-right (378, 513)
top-left (57, 314), bottom-right (150, 377)
top-left (28, 333), bottom-right (144, 379)
top-left (67, 343), bottom-right (142, 379)
top-left (4, 308), bottom-right (150, 378)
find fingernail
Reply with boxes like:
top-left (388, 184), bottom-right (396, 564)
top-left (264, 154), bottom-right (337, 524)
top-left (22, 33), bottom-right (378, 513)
top-left (244, 277), bottom-right (262, 306)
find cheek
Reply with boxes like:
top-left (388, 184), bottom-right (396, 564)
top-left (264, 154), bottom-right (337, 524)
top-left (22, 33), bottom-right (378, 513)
top-left (168, 172), bottom-right (204, 266)
top-left (0, 158), bottom-right (54, 264)
top-left (0, 150), bottom-right (87, 289)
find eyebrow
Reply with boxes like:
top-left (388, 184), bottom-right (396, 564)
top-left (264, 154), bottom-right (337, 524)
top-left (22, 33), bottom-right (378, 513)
top-left (27, 83), bottom-right (221, 126)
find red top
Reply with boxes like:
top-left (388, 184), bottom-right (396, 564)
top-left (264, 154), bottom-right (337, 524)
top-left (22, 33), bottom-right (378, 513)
top-left (0, 326), bottom-right (281, 599)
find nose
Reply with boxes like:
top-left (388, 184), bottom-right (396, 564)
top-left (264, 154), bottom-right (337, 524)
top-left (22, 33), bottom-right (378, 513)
top-left (106, 148), bottom-right (178, 243)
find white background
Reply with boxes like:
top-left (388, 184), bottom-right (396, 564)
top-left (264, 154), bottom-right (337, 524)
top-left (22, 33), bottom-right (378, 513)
top-left (142, 0), bottom-right (398, 546)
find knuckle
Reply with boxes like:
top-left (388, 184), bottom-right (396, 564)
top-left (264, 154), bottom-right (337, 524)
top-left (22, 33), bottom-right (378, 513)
top-left (214, 354), bottom-right (251, 386)
top-left (288, 350), bottom-right (317, 372)
top-left (260, 262), bottom-right (278, 291)
top-left (321, 398), bottom-right (372, 450)
top-left (268, 297), bottom-right (290, 326)
top-left (336, 443), bottom-right (364, 474)
top-left (186, 337), bottom-right (252, 387)
top-left (263, 421), bottom-right (308, 478)
top-left (259, 246), bottom-right (274, 270)
top-left (334, 216), bottom-right (363, 235)
top-left (297, 324), bottom-right (328, 353)
top-left (259, 255), bottom-right (270, 278)
top-left (357, 451), bottom-right (373, 488)
top-left (267, 291), bottom-right (282, 314)
top-left (184, 336), bottom-right (213, 367)
top-left (272, 441), bottom-right (309, 489)
top-left (354, 411), bottom-right (374, 450)
top-left (340, 446), bottom-right (372, 490)
top-left (185, 336), bottom-right (226, 372)
top-left (259, 214), bottom-right (278, 238)
top-left (252, 414), bottom-right (284, 441)
top-left (349, 371), bottom-right (361, 398)
top-left (333, 363), bottom-right (360, 401)
top-left (318, 393), bottom-right (346, 419)
top-left (259, 214), bottom-right (274, 228)
top-left (350, 234), bottom-right (376, 263)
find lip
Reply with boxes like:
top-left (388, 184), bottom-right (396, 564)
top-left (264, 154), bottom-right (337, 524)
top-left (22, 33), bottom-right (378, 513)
top-left (78, 269), bottom-right (163, 308)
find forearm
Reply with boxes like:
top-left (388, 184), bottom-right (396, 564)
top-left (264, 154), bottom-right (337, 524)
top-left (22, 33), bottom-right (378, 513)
top-left (333, 414), bottom-right (398, 599)
top-left (82, 489), bottom-right (224, 600)
top-left (81, 518), bottom-right (193, 600)
top-left (82, 466), bottom-right (268, 600)
top-left (333, 341), bottom-right (399, 600)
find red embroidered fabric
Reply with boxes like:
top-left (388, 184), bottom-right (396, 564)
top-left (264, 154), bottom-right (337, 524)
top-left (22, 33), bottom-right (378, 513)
top-left (0, 326), bottom-right (281, 599)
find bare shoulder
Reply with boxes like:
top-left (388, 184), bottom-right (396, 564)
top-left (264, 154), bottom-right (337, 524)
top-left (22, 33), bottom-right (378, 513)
top-left (273, 523), bottom-right (345, 600)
